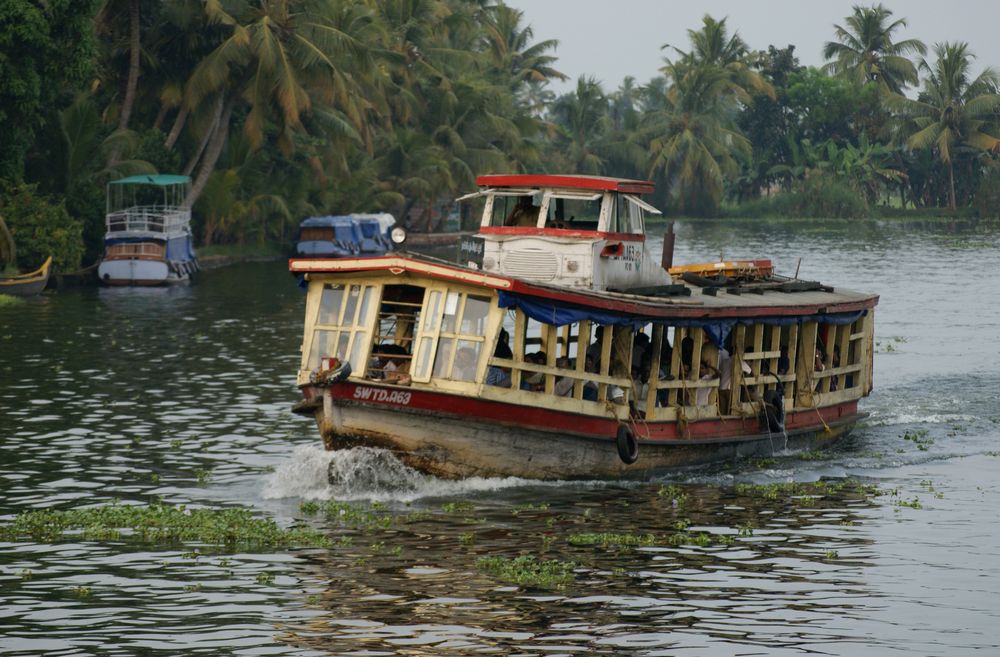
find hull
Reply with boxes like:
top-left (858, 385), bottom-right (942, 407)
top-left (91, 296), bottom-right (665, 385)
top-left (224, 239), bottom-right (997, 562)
top-left (297, 382), bottom-right (861, 480)
top-left (98, 258), bottom-right (181, 286)
top-left (0, 274), bottom-right (49, 296)
top-left (0, 257), bottom-right (51, 297)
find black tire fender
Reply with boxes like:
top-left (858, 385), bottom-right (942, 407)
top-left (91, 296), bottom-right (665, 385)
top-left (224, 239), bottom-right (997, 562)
top-left (616, 425), bottom-right (638, 465)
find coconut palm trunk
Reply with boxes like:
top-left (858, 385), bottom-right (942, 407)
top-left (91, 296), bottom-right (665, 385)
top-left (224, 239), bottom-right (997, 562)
top-left (164, 106), bottom-right (189, 150)
top-left (186, 95), bottom-right (237, 206)
top-left (947, 159), bottom-right (956, 210)
top-left (107, 0), bottom-right (141, 166)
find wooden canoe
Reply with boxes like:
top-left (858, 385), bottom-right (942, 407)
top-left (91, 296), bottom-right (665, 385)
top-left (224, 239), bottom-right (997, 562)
top-left (0, 256), bottom-right (52, 297)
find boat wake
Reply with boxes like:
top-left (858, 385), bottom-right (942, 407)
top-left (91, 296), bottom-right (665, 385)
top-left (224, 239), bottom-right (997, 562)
top-left (261, 444), bottom-right (567, 502)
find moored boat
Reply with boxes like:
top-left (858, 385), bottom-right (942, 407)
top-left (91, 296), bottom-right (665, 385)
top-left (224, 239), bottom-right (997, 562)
top-left (98, 174), bottom-right (199, 286)
top-left (0, 256), bottom-right (52, 297)
top-left (290, 174), bottom-right (878, 480)
top-left (295, 213), bottom-right (399, 257)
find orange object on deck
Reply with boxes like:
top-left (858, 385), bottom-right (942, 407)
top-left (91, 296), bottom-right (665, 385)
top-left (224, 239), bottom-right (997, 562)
top-left (668, 259), bottom-right (773, 280)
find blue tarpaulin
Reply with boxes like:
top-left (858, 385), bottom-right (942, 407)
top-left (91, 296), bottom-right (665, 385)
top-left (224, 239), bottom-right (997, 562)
top-left (165, 235), bottom-right (196, 262)
top-left (497, 290), bottom-right (867, 347)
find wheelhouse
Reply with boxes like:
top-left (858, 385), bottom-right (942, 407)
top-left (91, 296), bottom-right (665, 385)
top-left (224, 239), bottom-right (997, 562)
top-left (459, 174), bottom-right (667, 291)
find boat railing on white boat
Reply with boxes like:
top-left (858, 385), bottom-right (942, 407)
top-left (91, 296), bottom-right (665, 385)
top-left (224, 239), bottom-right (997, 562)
top-left (105, 206), bottom-right (192, 238)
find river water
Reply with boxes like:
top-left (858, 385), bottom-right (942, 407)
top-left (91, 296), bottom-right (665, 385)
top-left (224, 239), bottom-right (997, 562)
top-left (1, 219), bottom-right (998, 656)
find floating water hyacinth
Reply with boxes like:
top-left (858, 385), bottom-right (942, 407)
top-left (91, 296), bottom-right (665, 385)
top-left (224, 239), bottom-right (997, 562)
top-left (0, 502), bottom-right (331, 549)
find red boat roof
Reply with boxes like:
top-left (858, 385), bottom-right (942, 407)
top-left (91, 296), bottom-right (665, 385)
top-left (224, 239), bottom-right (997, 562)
top-left (476, 174), bottom-right (655, 195)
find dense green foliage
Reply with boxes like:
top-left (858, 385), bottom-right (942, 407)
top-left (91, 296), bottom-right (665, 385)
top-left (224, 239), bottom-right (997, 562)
top-left (1, 2), bottom-right (998, 271)
top-left (1, 182), bottom-right (84, 271)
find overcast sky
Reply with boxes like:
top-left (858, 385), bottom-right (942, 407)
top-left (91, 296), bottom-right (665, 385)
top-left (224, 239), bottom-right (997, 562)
top-left (503, 0), bottom-right (1000, 94)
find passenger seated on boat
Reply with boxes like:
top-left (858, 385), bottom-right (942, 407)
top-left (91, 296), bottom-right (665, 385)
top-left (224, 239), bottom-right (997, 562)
top-left (777, 345), bottom-right (790, 375)
top-left (631, 364), bottom-right (648, 418)
top-left (633, 333), bottom-right (651, 368)
top-left (375, 343), bottom-right (411, 385)
top-left (717, 347), bottom-right (733, 413)
top-left (504, 195), bottom-right (538, 227)
top-left (814, 346), bottom-right (826, 392)
top-left (694, 360), bottom-right (719, 407)
top-left (453, 347), bottom-right (477, 382)
top-left (582, 355), bottom-right (599, 401)
top-left (554, 357), bottom-right (574, 396)
top-left (486, 329), bottom-right (513, 387)
top-left (521, 351), bottom-right (546, 391)
top-left (681, 336), bottom-right (695, 369)
top-left (828, 345), bottom-right (843, 391)
top-left (586, 330), bottom-right (603, 367)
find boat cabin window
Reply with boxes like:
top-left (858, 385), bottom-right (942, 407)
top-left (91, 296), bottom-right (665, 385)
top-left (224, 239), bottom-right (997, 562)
top-left (306, 283), bottom-right (377, 374)
top-left (607, 194), bottom-right (644, 234)
top-left (487, 191), bottom-right (542, 227)
top-left (368, 284), bottom-right (425, 378)
top-left (541, 192), bottom-right (603, 231)
top-left (412, 289), bottom-right (490, 382)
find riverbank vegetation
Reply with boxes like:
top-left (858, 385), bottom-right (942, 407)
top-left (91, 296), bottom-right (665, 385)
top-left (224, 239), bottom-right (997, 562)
top-left (1, 2), bottom-right (998, 273)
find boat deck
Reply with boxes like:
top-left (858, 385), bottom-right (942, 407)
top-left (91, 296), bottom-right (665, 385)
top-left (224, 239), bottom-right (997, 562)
top-left (289, 251), bottom-right (878, 318)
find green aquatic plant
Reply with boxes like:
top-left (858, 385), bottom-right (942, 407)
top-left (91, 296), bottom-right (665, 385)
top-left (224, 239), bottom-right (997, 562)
top-left (895, 497), bottom-right (923, 509)
top-left (656, 484), bottom-right (689, 507)
top-left (194, 469), bottom-right (213, 486)
top-left (476, 554), bottom-right (577, 589)
top-left (255, 572), bottom-right (275, 585)
top-left (901, 429), bottom-right (933, 450)
top-left (458, 531), bottom-right (474, 545)
top-left (0, 503), bottom-right (332, 549)
top-left (511, 502), bottom-right (549, 516)
top-left (319, 501), bottom-right (394, 529)
top-left (567, 532), bottom-right (658, 548)
top-left (441, 501), bottom-right (475, 513)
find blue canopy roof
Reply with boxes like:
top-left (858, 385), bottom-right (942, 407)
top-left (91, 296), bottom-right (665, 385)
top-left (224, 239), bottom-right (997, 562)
top-left (299, 215), bottom-right (363, 228)
top-left (497, 290), bottom-right (867, 347)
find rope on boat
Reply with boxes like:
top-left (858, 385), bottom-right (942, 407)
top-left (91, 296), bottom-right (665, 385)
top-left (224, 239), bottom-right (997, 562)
top-left (814, 406), bottom-right (832, 433)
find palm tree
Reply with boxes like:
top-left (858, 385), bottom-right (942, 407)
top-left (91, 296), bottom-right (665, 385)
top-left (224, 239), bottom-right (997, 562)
top-left (183, 0), bottom-right (378, 204)
top-left (480, 3), bottom-right (565, 97)
top-left (890, 42), bottom-right (1000, 209)
top-left (664, 15), bottom-right (774, 102)
top-left (548, 77), bottom-right (609, 175)
top-left (823, 3), bottom-right (926, 94)
top-left (645, 63), bottom-right (751, 215)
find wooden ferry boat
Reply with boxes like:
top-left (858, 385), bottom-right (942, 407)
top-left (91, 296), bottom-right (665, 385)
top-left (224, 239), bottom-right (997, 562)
top-left (290, 174), bottom-right (878, 480)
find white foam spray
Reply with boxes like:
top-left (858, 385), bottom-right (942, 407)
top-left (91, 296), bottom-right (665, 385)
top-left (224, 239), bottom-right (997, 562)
top-left (261, 444), bottom-right (594, 503)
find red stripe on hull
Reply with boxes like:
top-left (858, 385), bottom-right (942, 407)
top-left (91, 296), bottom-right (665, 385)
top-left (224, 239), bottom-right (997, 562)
top-left (304, 382), bottom-right (859, 444)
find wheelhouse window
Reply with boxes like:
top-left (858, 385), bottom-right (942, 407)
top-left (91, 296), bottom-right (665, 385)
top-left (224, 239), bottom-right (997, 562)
top-left (541, 192), bottom-right (603, 230)
top-left (306, 283), bottom-right (377, 374)
top-left (486, 190), bottom-right (542, 227)
top-left (607, 194), bottom-right (652, 234)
